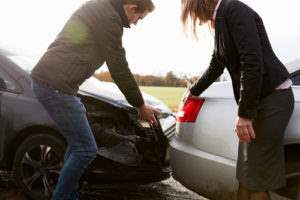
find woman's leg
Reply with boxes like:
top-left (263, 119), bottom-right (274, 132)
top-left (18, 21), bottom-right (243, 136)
top-left (238, 184), bottom-right (272, 200)
top-left (236, 89), bottom-right (294, 200)
top-left (238, 184), bottom-right (271, 200)
top-left (249, 191), bottom-right (270, 200)
top-left (237, 184), bottom-right (249, 200)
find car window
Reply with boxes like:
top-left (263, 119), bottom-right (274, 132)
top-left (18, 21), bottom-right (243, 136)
top-left (0, 66), bottom-right (19, 92)
top-left (290, 70), bottom-right (300, 86)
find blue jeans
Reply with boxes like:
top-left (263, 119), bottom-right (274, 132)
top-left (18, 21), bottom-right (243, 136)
top-left (32, 80), bottom-right (97, 200)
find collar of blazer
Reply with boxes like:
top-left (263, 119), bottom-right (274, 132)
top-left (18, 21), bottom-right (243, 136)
top-left (213, 0), bottom-right (235, 64)
top-left (214, 0), bottom-right (233, 44)
top-left (213, 0), bottom-right (222, 21)
top-left (215, 0), bottom-right (233, 20)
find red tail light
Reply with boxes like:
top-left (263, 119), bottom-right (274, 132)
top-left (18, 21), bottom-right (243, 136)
top-left (177, 96), bottom-right (205, 123)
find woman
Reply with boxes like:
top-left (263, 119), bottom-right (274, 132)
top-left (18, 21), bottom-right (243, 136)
top-left (181, 0), bottom-right (294, 199)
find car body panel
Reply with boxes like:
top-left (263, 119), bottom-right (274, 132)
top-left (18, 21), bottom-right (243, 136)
top-left (285, 86), bottom-right (300, 143)
top-left (192, 98), bottom-right (239, 160)
top-left (79, 76), bottom-right (173, 115)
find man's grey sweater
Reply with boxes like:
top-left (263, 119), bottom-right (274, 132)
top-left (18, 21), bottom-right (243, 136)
top-left (31, 0), bottom-right (144, 107)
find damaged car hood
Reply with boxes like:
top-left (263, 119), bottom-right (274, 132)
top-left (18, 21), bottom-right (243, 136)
top-left (79, 77), bottom-right (172, 113)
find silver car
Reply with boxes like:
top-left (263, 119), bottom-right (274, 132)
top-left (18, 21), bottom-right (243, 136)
top-left (170, 68), bottom-right (300, 200)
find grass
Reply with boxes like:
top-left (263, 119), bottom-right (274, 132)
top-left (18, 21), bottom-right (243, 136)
top-left (140, 86), bottom-right (187, 112)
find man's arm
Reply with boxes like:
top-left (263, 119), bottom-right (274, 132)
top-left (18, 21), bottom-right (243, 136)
top-left (96, 17), bottom-right (144, 108)
top-left (101, 19), bottom-right (159, 124)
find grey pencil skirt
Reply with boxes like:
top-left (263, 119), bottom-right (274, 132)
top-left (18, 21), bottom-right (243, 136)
top-left (236, 88), bottom-right (294, 191)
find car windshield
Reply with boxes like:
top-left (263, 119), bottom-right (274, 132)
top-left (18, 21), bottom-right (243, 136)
top-left (7, 54), bottom-right (37, 73)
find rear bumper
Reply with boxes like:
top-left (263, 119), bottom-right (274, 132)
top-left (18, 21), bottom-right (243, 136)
top-left (170, 138), bottom-right (238, 199)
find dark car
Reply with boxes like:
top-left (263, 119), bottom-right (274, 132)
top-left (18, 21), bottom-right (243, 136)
top-left (0, 47), bottom-right (176, 199)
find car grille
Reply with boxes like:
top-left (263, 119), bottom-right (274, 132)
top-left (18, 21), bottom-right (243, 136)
top-left (164, 124), bottom-right (176, 139)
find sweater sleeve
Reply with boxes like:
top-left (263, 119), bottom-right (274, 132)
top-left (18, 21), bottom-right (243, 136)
top-left (100, 18), bottom-right (144, 107)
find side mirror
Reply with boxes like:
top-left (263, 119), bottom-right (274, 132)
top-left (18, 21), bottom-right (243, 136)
top-left (0, 77), bottom-right (7, 90)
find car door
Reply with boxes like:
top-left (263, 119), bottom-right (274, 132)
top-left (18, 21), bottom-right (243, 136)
top-left (0, 64), bottom-right (22, 161)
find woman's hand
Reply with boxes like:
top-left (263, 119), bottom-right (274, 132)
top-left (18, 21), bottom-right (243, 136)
top-left (137, 104), bottom-right (160, 126)
top-left (234, 117), bottom-right (256, 142)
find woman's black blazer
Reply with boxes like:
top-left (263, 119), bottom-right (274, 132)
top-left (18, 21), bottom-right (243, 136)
top-left (190, 0), bottom-right (290, 120)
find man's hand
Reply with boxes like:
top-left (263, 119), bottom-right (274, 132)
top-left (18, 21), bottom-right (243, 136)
top-left (234, 117), bottom-right (256, 142)
top-left (138, 104), bottom-right (160, 126)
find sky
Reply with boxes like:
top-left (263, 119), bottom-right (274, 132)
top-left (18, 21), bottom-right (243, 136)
top-left (0, 0), bottom-right (299, 76)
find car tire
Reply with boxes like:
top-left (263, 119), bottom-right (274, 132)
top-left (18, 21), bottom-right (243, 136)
top-left (13, 133), bottom-right (65, 200)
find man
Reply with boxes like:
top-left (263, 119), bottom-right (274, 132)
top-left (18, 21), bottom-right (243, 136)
top-left (31, 0), bottom-right (157, 199)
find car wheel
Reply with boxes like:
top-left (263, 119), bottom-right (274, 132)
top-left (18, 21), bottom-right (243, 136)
top-left (13, 133), bottom-right (65, 200)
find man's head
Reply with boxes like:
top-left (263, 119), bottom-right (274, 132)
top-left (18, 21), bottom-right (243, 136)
top-left (123, 0), bottom-right (155, 25)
